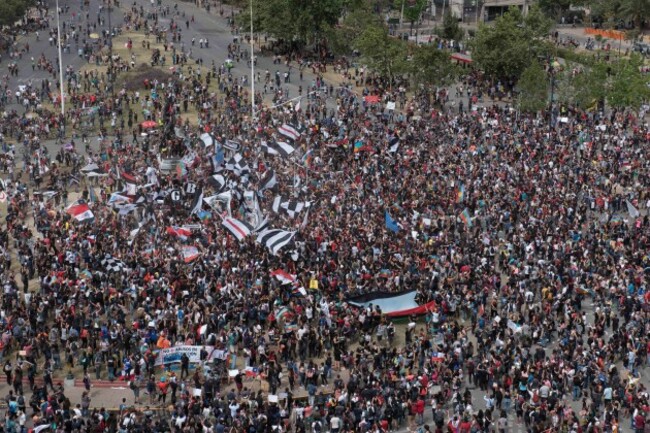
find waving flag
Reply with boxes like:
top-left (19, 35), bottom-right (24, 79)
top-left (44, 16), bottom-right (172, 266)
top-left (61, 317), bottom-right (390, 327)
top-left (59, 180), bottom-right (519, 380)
top-left (459, 208), bottom-right (473, 227)
top-left (431, 352), bottom-right (446, 362)
top-left (207, 174), bottom-right (226, 191)
top-left (258, 169), bottom-right (277, 194)
top-left (166, 226), bottom-right (192, 238)
top-left (244, 366), bottom-right (259, 377)
top-left (456, 184), bottom-right (465, 203)
top-left (262, 140), bottom-right (295, 158)
top-left (66, 201), bottom-right (94, 222)
top-left (278, 124), bottom-right (301, 142)
top-left (385, 211), bottom-right (400, 233)
top-left (275, 306), bottom-right (292, 322)
top-left (181, 246), bottom-right (200, 263)
top-left (225, 153), bottom-right (250, 176)
top-left (301, 149), bottom-right (314, 167)
top-left (222, 216), bottom-right (253, 242)
top-left (272, 196), bottom-right (310, 218)
top-left (190, 189), bottom-right (204, 215)
top-left (87, 185), bottom-right (99, 203)
top-left (347, 289), bottom-right (436, 317)
top-left (211, 147), bottom-right (225, 172)
top-left (257, 229), bottom-right (296, 255)
top-left (270, 269), bottom-right (297, 285)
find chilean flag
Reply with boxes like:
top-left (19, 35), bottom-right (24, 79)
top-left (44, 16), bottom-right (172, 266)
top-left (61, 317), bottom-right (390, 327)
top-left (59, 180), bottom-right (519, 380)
top-left (270, 269), bottom-right (296, 285)
top-left (244, 367), bottom-right (259, 377)
top-left (66, 201), bottom-right (94, 222)
top-left (166, 226), bottom-right (192, 238)
top-left (431, 352), bottom-right (445, 362)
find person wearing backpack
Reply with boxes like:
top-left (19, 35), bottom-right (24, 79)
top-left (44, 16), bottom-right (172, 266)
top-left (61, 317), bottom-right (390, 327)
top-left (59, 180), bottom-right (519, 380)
top-left (312, 418), bottom-right (322, 433)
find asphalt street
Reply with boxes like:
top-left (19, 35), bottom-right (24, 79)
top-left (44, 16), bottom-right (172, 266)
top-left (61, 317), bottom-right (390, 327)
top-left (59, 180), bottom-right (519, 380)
top-left (3, 0), bottom-right (336, 115)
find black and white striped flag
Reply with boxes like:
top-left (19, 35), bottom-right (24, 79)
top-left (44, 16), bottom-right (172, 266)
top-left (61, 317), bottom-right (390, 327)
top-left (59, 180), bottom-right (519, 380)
top-left (207, 174), bottom-right (226, 191)
top-left (222, 216), bottom-right (253, 242)
top-left (254, 214), bottom-right (270, 233)
top-left (258, 169), bottom-right (277, 194)
top-left (190, 188), bottom-right (204, 215)
top-left (257, 228), bottom-right (296, 255)
top-left (272, 196), bottom-right (310, 218)
top-left (278, 124), bottom-right (301, 142)
top-left (261, 140), bottom-right (295, 158)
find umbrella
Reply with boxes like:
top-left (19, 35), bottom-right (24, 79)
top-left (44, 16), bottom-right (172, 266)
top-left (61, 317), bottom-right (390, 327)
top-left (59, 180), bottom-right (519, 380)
top-left (89, 33), bottom-right (100, 39)
top-left (141, 120), bottom-right (157, 129)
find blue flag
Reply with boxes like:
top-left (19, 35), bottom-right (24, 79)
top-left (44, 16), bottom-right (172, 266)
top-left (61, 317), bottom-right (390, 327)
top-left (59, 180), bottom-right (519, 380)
top-left (385, 211), bottom-right (399, 233)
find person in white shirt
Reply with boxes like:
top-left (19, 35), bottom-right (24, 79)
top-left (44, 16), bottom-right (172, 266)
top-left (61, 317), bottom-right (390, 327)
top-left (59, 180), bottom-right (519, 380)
top-left (330, 415), bottom-right (342, 433)
top-left (229, 401), bottom-right (240, 419)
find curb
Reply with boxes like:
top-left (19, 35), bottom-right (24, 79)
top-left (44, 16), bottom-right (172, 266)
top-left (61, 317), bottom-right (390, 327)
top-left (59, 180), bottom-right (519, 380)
top-left (0, 375), bottom-right (133, 389)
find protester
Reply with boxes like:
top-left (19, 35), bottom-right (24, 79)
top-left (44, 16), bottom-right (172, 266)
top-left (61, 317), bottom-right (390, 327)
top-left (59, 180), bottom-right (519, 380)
top-left (0, 0), bottom-right (649, 433)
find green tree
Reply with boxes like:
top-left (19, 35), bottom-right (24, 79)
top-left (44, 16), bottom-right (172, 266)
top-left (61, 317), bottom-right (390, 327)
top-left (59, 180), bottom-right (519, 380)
top-left (0, 0), bottom-right (34, 27)
top-left (355, 24), bottom-right (408, 86)
top-left (325, 2), bottom-right (383, 55)
top-left (409, 44), bottom-right (460, 88)
top-left (617, 0), bottom-right (650, 30)
top-left (607, 55), bottom-right (650, 111)
top-left (470, 5), bottom-right (552, 82)
top-left (516, 61), bottom-right (549, 112)
top-left (242, 0), bottom-right (344, 46)
top-left (571, 61), bottom-right (608, 109)
top-left (442, 10), bottom-right (464, 41)
top-left (395, 0), bottom-right (428, 34)
top-left (552, 67), bottom-right (578, 106)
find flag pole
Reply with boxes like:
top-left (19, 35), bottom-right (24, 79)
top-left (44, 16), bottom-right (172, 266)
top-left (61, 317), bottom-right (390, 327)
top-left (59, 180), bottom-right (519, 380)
top-left (269, 91), bottom-right (316, 110)
top-left (250, 0), bottom-right (255, 120)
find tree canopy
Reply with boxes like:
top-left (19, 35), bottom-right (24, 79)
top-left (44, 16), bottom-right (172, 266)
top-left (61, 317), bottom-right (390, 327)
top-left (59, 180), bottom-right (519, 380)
top-left (441, 10), bottom-right (464, 41)
top-left (354, 24), bottom-right (408, 85)
top-left (0, 0), bottom-right (34, 27)
top-left (470, 5), bottom-right (553, 82)
top-left (409, 44), bottom-right (461, 89)
top-left (553, 54), bottom-right (650, 112)
top-left (589, 0), bottom-right (649, 29)
top-left (243, 0), bottom-right (344, 46)
top-left (516, 61), bottom-right (549, 112)
top-left (325, 2), bottom-right (383, 55)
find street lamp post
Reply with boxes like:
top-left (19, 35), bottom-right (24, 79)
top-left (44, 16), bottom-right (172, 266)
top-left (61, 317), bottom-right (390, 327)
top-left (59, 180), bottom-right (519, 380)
top-left (549, 66), bottom-right (556, 124)
top-left (55, 0), bottom-right (65, 116)
top-left (250, 0), bottom-right (255, 120)
top-left (107, 0), bottom-right (114, 95)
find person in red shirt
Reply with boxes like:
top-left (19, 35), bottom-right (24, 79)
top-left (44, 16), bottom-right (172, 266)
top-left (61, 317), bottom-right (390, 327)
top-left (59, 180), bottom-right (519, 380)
top-left (415, 397), bottom-right (426, 425)
top-left (459, 417), bottom-right (472, 433)
top-left (157, 379), bottom-right (169, 404)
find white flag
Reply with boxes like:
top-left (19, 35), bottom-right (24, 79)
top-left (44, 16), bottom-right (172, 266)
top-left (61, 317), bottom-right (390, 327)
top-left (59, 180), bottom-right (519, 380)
top-left (626, 200), bottom-right (640, 218)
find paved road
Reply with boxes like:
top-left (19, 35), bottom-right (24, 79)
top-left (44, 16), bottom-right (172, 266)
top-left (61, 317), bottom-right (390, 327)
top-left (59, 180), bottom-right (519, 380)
top-left (3, 0), bottom-right (341, 117)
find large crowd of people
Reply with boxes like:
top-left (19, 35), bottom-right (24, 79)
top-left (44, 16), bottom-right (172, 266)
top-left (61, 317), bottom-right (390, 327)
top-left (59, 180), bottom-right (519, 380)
top-left (0, 1), bottom-right (649, 433)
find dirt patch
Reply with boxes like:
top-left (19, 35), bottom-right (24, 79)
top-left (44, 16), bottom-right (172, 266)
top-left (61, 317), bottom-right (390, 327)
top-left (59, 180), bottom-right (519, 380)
top-left (116, 63), bottom-right (178, 92)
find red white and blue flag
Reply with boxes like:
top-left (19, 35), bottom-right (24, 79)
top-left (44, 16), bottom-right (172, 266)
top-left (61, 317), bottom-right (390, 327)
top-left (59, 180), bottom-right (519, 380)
top-left (244, 367), bottom-right (259, 377)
